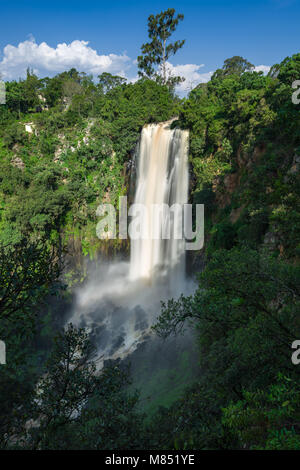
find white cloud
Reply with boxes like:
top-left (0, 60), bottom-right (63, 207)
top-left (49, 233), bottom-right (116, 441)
top-left (164, 62), bottom-right (214, 94)
top-left (169, 63), bottom-right (272, 95)
top-left (0, 38), bottom-right (273, 99)
top-left (127, 63), bottom-right (214, 95)
top-left (254, 65), bottom-right (271, 75)
top-left (0, 39), bottom-right (131, 80)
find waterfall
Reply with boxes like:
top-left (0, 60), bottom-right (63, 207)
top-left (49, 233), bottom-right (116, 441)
top-left (130, 120), bottom-right (189, 284)
top-left (72, 120), bottom-right (191, 364)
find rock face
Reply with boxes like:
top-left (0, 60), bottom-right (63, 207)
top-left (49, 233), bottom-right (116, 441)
top-left (37, 94), bottom-right (49, 111)
top-left (24, 123), bottom-right (36, 134)
top-left (213, 172), bottom-right (240, 209)
top-left (54, 119), bottom-right (95, 162)
top-left (264, 231), bottom-right (278, 251)
top-left (213, 144), bottom-right (266, 210)
top-left (230, 205), bottom-right (246, 224)
top-left (11, 156), bottom-right (25, 170)
top-left (284, 153), bottom-right (300, 182)
top-left (237, 143), bottom-right (266, 169)
top-left (224, 172), bottom-right (240, 193)
top-left (288, 154), bottom-right (300, 175)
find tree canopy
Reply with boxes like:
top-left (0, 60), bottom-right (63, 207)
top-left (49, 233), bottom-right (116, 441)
top-left (137, 8), bottom-right (185, 87)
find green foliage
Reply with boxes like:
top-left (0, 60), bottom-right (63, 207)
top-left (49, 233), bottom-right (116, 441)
top-left (152, 247), bottom-right (300, 449)
top-left (149, 53), bottom-right (300, 450)
top-left (2, 122), bottom-right (28, 149)
top-left (146, 383), bottom-right (227, 450)
top-left (98, 72), bottom-right (126, 94)
top-left (212, 56), bottom-right (254, 80)
top-left (208, 220), bottom-right (237, 251)
top-left (0, 240), bottom-right (63, 449)
top-left (22, 325), bottom-right (142, 450)
top-left (0, 50), bottom-right (300, 450)
top-left (222, 375), bottom-right (300, 450)
top-left (1, 321), bottom-right (144, 450)
top-left (0, 72), bottom-right (178, 256)
top-left (178, 53), bottom-right (300, 260)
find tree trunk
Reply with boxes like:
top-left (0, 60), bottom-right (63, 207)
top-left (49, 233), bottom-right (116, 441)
top-left (162, 39), bottom-right (166, 85)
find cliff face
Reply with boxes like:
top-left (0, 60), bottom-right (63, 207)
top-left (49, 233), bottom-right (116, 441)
top-left (177, 53), bottom-right (300, 262)
top-left (210, 143), bottom-right (267, 213)
top-left (197, 141), bottom-right (300, 260)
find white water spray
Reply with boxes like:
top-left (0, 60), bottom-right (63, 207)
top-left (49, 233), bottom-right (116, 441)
top-left (71, 120), bottom-right (191, 363)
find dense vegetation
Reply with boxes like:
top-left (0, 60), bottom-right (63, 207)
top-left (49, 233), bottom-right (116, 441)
top-left (0, 37), bottom-right (299, 449)
top-left (149, 53), bottom-right (300, 450)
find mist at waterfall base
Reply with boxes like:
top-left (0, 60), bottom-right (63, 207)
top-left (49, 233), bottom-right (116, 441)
top-left (71, 121), bottom-right (198, 407)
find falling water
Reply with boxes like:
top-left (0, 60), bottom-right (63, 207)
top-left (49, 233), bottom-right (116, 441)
top-left (130, 120), bottom-right (189, 284)
top-left (72, 120), bottom-right (191, 364)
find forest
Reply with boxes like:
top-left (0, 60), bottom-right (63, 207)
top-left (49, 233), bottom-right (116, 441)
top-left (0, 8), bottom-right (300, 451)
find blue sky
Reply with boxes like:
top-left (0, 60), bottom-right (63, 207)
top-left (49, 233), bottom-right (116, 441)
top-left (0, 0), bottom-right (299, 91)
